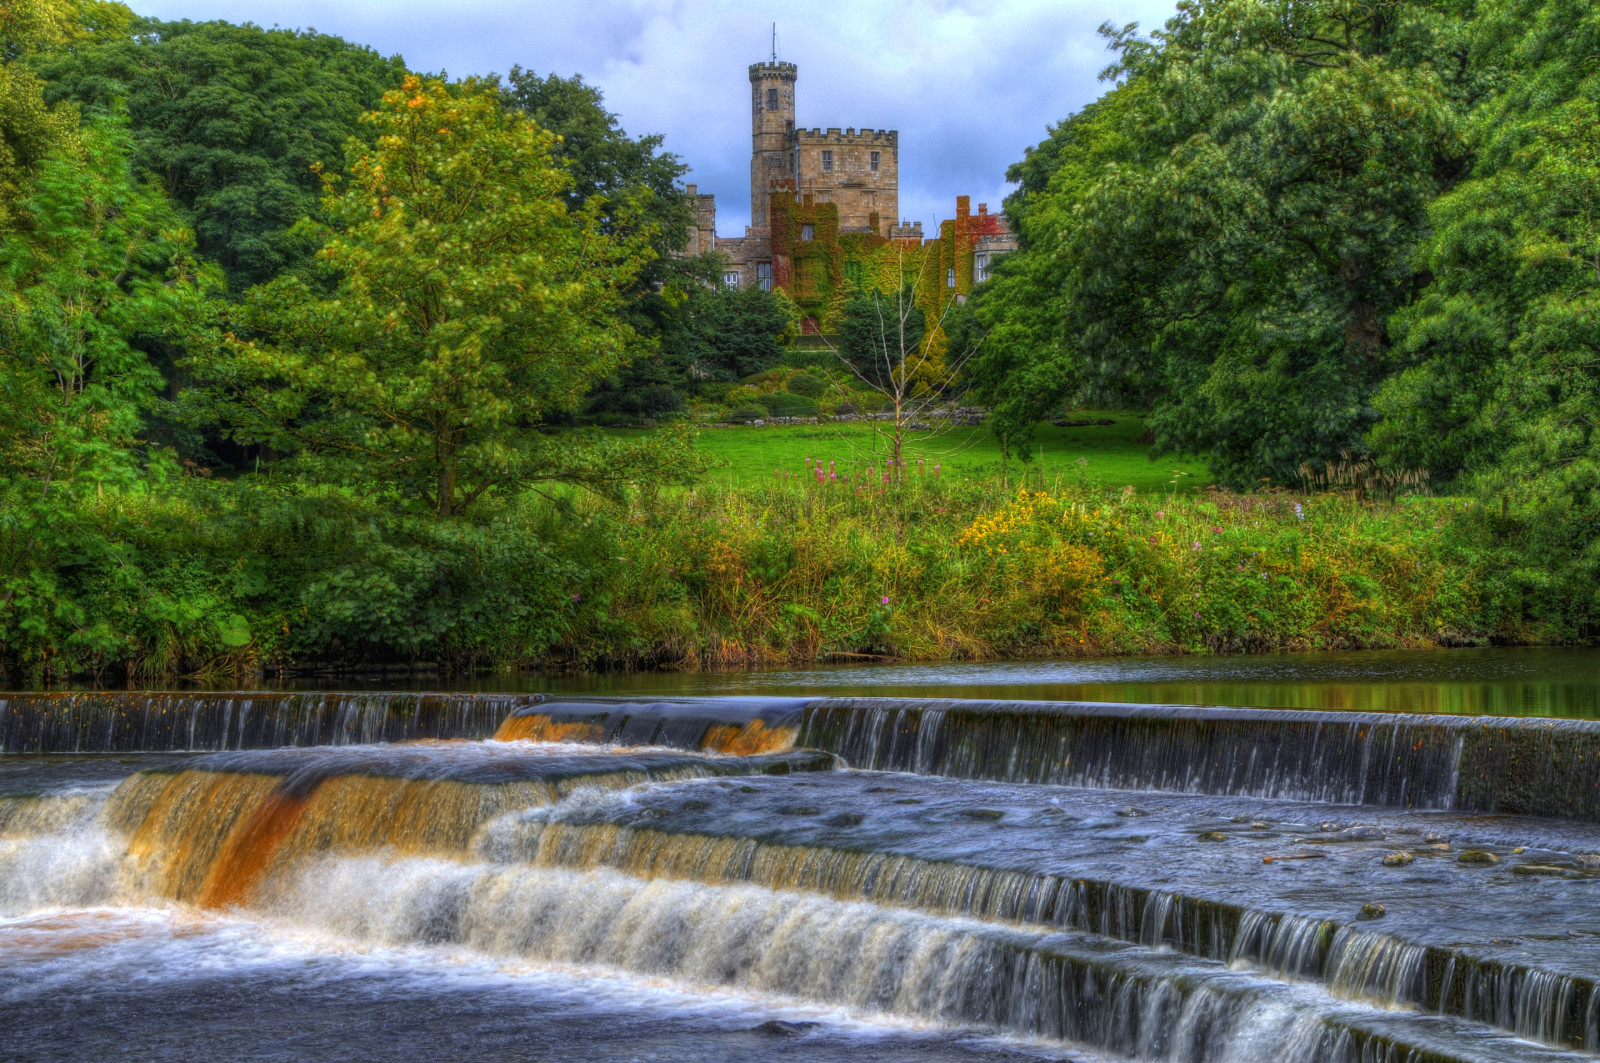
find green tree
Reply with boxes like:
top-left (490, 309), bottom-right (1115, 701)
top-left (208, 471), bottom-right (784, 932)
top-left (0, 0), bottom-right (130, 229)
top-left (1368, 0), bottom-right (1600, 625)
top-left (191, 76), bottom-right (695, 518)
top-left (497, 66), bottom-right (691, 254)
top-left (837, 286), bottom-right (923, 389)
top-left (970, 0), bottom-right (1470, 483)
top-left (0, 116), bottom-right (210, 655)
top-left (36, 18), bottom-right (406, 291)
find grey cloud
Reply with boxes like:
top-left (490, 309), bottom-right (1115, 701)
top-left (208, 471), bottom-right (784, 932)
top-left (139, 0), bottom-right (1177, 232)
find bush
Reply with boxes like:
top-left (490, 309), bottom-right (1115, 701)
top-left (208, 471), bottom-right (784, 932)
top-left (757, 392), bottom-right (818, 417)
top-left (786, 373), bottom-right (826, 398)
top-left (725, 385), bottom-right (761, 406)
top-left (636, 385), bottom-right (686, 416)
top-left (724, 404), bottom-right (767, 423)
top-left (697, 381), bottom-right (733, 403)
top-left (780, 347), bottom-right (836, 370)
top-left (832, 401), bottom-right (858, 416)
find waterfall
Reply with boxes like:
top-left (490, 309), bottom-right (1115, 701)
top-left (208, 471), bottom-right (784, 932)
top-left (0, 691), bottom-right (538, 752)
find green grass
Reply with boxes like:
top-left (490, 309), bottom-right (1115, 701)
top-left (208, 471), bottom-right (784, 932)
top-left (611, 411), bottom-right (1213, 493)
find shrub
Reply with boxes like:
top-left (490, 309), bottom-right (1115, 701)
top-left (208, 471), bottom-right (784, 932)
top-left (786, 373), bottom-right (826, 398)
top-left (635, 385), bottom-right (686, 416)
top-left (724, 404), bottom-right (767, 423)
top-left (757, 392), bottom-right (818, 417)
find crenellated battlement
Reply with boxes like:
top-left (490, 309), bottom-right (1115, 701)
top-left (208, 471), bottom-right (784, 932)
top-left (795, 127), bottom-right (897, 144)
top-left (748, 61), bottom-right (798, 82)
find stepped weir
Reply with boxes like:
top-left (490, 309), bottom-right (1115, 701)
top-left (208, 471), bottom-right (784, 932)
top-left (5, 689), bottom-right (1600, 1062)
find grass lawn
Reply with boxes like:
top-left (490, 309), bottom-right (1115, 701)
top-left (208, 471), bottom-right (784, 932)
top-left (613, 411), bottom-right (1214, 493)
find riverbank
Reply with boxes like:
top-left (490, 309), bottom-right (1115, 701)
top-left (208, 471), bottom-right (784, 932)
top-left (543, 475), bottom-right (1530, 671)
top-left (0, 464), bottom-right (1571, 685)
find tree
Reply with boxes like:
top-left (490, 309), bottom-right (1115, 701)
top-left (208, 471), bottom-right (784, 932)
top-left (37, 18), bottom-right (406, 291)
top-left (826, 247), bottom-right (975, 476)
top-left (0, 0), bottom-right (131, 230)
top-left (837, 285), bottom-right (922, 389)
top-left (968, 0), bottom-right (1471, 484)
top-left (0, 116), bottom-right (210, 645)
top-left (190, 77), bottom-right (697, 518)
top-left (496, 66), bottom-right (690, 255)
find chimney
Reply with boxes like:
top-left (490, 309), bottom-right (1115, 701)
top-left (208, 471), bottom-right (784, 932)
top-left (686, 183), bottom-right (697, 196)
top-left (978, 203), bottom-right (987, 215)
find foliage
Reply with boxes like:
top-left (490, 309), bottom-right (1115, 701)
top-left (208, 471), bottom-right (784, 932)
top-left (37, 17), bottom-right (405, 291)
top-left (0, 0), bottom-right (131, 231)
top-left (188, 77), bottom-right (699, 518)
top-left (0, 114), bottom-right (211, 669)
top-left (836, 285), bottom-right (923, 389)
top-left (972, 0), bottom-right (1470, 481)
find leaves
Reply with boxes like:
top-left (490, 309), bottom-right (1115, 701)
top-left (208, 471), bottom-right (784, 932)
top-left (188, 76), bottom-right (695, 518)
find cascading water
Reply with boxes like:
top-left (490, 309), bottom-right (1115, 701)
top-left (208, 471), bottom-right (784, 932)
top-left (5, 690), bottom-right (1600, 1063)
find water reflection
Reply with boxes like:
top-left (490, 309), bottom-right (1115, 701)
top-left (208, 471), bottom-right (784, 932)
top-left (529, 647), bottom-right (1600, 718)
top-left (25, 646), bottom-right (1600, 718)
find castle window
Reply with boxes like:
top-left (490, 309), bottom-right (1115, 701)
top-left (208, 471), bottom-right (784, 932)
top-left (975, 253), bottom-right (991, 283)
top-left (766, 88), bottom-right (779, 111)
top-left (800, 224), bottom-right (814, 242)
top-left (947, 268), bottom-right (956, 288)
top-left (871, 151), bottom-right (880, 172)
top-left (723, 271), bottom-right (741, 289)
top-left (821, 150), bottom-right (832, 171)
top-left (757, 262), bottom-right (773, 292)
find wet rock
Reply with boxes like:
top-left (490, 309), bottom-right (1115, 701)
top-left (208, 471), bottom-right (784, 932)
top-left (892, 798), bottom-right (922, 805)
top-left (1382, 851), bottom-right (1415, 867)
top-left (1333, 826), bottom-right (1385, 841)
top-left (1358, 904), bottom-right (1387, 920)
top-left (1116, 807), bottom-right (1149, 817)
top-left (862, 786), bottom-right (897, 793)
top-left (752, 1020), bottom-right (819, 1036)
top-left (1318, 822), bottom-right (1341, 832)
top-left (1263, 851), bottom-right (1328, 864)
top-left (738, 785), bottom-right (758, 793)
top-left (1422, 832), bottom-right (1451, 845)
top-left (1576, 854), bottom-right (1600, 868)
top-left (1199, 831), bottom-right (1229, 842)
top-left (1426, 842), bottom-right (1452, 851)
top-left (961, 808), bottom-right (1005, 821)
top-left (1250, 822), bottom-right (1270, 830)
top-left (1457, 850), bottom-right (1499, 865)
top-left (681, 800), bottom-right (712, 811)
top-left (1512, 864), bottom-right (1566, 877)
top-left (778, 805), bottom-right (821, 817)
top-left (824, 812), bottom-right (864, 828)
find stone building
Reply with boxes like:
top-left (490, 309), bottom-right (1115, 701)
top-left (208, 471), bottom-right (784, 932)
top-left (688, 54), bottom-right (1016, 333)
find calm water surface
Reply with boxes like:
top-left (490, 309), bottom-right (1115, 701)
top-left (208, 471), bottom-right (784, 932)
top-left (278, 646), bottom-right (1600, 718)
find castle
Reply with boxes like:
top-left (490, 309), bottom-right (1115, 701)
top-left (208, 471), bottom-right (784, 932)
top-left (683, 56), bottom-right (1017, 337)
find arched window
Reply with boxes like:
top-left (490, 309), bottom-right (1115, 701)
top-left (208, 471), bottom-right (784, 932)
top-left (766, 88), bottom-right (779, 111)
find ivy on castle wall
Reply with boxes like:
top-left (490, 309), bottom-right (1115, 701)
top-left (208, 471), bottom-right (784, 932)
top-left (767, 189), bottom-right (992, 349)
top-left (769, 190), bottom-right (844, 327)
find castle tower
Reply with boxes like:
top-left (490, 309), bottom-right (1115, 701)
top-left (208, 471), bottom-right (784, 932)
top-left (748, 60), bottom-right (797, 234)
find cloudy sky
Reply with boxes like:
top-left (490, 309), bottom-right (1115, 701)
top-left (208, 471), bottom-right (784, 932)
top-left (134, 0), bottom-right (1178, 234)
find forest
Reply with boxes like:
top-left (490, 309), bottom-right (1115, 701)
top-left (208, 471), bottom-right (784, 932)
top-left (0, 0), bottom-right (1596, 682)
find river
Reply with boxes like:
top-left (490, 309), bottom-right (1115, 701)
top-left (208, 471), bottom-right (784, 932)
top-left (4, 648), bottom-right (1600, 1061)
